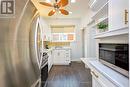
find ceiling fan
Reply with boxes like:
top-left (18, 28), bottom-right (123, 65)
top-left (39, 0), bottom-right (69, 16)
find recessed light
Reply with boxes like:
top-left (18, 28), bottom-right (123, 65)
top-left (71, 0), bottom-right (76, 3)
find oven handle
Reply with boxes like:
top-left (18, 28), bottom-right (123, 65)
top-left (41, 61), bottom-right (48, 69)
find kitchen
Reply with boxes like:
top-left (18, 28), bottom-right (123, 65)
top-left (0, 0), bottom-right (129, 87)
top-left (32, 0), bottom-right (129, 85)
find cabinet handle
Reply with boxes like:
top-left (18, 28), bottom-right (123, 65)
top-left (91, 71), bottom-right (99, 78)
top-left (124, 9), bottom-right (128, 24)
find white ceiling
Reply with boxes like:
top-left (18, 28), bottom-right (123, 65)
top-left (31, 0), bottom-right (89, 19)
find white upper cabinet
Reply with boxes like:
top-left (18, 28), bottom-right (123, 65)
top-left (109, 0), bottom-right (129, 31)
top-left (90, 0), bottom-right (129, 38)
top-left (51, 26), bottom-right (75, 42)
top-left (39, 17), bottom-right (52, 41)
top-left (52, 33), bottom-right (75, 42)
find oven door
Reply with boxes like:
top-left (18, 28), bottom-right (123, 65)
top-left (41, 61), bottom-right (48, 87)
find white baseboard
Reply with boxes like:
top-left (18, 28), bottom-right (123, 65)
top-left (53, 62), bottom-right (70, 65)
top-left (71, 58), bottom-right (82, 62)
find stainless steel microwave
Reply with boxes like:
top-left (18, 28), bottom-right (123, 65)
top-left (99, 43), bottom-right (129, 77)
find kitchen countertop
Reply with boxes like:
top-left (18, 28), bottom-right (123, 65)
top-left (81, 58), bottom-right (129, 87)
top-left (54, 46), bottom-right (71, 50)
top-left (81, 58), bottom-right (97, 68)
top-left (42, 46), bottom-right (71, 53)
top-left (42, 47), bottom-right (54, 53)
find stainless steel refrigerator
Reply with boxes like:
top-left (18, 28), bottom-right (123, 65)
top-left (0, 0), bottom-right (41, 87)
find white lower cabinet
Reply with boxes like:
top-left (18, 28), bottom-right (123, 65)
top-left (53, 49), bottom-right (71, 65)
top-left (91, 69), bottom-right (117, 87)
top-left (48, 51), bottom-right (53, 72)
top-left (92, 76), bottom-right (102, 87)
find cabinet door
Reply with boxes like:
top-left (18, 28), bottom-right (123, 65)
top-left (59, 50), bottom-right (66, 63)
top-left (53, 50), bottom-right (70, 65)
top-left (109, 0), bottom-right (129, 31)
top-left (53, 50), bottom-right (59, 63)
top-left (64, 49), bottom-right (71, 64)
top-left (92, 76), bottom-right (102, 87)
top-left (53, 50), bottom-right (65, 64)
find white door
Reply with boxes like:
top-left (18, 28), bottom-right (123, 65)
top-left (109, 0), bottom-right (129, 31)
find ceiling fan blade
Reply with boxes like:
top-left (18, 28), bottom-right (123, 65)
top-left (58, 0), bottom-right (68, 7)
top-left (48, 10), bottom-right (56, 16)
top-left (59, 9), bottom-right (69, 15)
top-left (39, 2), bottom-right (53, 7)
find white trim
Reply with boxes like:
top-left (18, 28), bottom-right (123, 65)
top-left (71, 58), bottom-right (81, 62)
top-left (53, 63), bottom-right (70, 65)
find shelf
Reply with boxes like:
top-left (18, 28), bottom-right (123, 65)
top-left (89, 0), bottom-right (96, 8)
top-left (87, 19), bottom-right (95, 26)
top-left (91, 17), bottom-right (108, 28)
top-left (89, 0), bottom-right (108, 11)
top-left (94, 27), bottom-right (129, 39)
top-left (92, 1), bottom-right (108, 20)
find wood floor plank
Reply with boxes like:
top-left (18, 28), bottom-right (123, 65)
top-left (47, 62), bottom-right (92, 87)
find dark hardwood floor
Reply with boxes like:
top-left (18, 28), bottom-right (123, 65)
top-left (47, 62), bottom-right (92, 87)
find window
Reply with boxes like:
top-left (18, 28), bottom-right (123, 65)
top-left (51, 25), bottom-right (75, 42)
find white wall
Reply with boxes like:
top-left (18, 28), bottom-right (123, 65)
top-left (80, 9), bottom-right (96, 58)
top-left (80, 10), bottom-right (95, 28)
top-left (45, 18), bottom-right (83, 61)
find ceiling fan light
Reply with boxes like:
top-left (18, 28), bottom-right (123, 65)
top-left (59, 11), bottom-right (61, 13)
top-left (69, 12), bottom-right (72, 14)
top-left (52, 9), bottom-right (55, 12)
top-left (71, 0), bottom-right (76, 3)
